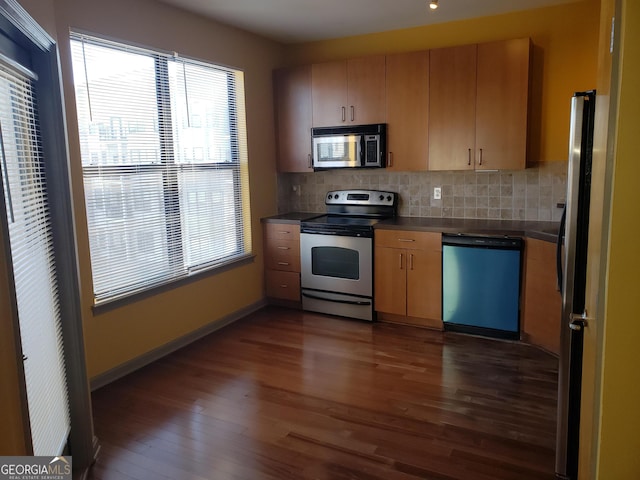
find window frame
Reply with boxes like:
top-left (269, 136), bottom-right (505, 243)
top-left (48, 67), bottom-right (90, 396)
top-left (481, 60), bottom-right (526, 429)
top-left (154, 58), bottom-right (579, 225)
top-left (70, 32), bottom-right (253, 309)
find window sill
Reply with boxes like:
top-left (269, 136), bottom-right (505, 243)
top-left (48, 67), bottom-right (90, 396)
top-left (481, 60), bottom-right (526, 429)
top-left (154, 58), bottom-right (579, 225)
top-left (91, 254), bottom-right (256, 315)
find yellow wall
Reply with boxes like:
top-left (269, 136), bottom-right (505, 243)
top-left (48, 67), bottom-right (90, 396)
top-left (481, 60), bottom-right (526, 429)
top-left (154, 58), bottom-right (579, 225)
top-left (596, 0), bottom-right (640, 476)
top-left (41, 0), bottom-right (283, 378)
top-left (283, 0), bottom-right (600, 164)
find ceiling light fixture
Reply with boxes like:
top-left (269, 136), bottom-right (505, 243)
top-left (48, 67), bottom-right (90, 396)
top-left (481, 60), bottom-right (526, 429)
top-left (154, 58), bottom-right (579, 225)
top-left (429, 0), bottom-right (438, 10)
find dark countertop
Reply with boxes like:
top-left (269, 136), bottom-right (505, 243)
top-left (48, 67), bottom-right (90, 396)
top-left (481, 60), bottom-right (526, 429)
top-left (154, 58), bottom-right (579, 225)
top-left (261, 212), bottom-right (322, 224)
top-left (262, 212), bottom-right (560, 243)
top-left (376, 217), bottom-right (560, 243)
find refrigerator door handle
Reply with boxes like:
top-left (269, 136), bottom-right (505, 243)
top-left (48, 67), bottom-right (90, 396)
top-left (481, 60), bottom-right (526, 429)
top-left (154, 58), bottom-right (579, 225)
top-left (557, 206), bottom-right (567, 292)
top-left (569, 311), bottom-right (593, 329)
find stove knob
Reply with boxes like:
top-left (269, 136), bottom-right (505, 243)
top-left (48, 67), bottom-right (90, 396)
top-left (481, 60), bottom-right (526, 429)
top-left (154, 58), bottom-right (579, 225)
top-left (328, 194), bottom-right (333, 199)
top-left (334, 194), bottom-right (339, 199)
top-left (386, 195), bottom-right (392, 202)
top-left (379, 194), bottom-right (384, 201)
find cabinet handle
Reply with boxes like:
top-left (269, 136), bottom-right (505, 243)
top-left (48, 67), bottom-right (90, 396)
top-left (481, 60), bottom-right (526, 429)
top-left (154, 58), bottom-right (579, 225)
top-left (308, 153), bottom-right (312, 168)
top-left (277, 246), bottom-right (290, 250)
top-left (388, 151), bottom-right (393, 167)
top-left (341, 106), bottom-right (346, 122)
top-left (277, 231), bottom-right (291, 234)
top-left (277, 262), bottom-right (290, 266)
top-left (279, 284), bottom-right (289, 288)
top-left (478, 148), bottom-right (483, 166)
top-left (398, 238), bottom-right (416, 242)
top-left (468, 148), bottom-right (472, 166)
top-left (399, 253), bottom-right (404, 270)
top-left (350, 105), bottom-right (355, 122)
top-left (409, 253), bottom-right (414, 271)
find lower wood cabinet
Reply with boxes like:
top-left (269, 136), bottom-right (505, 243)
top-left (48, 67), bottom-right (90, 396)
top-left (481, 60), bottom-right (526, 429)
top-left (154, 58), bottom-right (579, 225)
top-left (374, 229), bottom-right (442, 329)
top-left (265, 270), bottom-right (301, 302)
top-left (263, 222), bottom-right (301, 304)
top-left (522, 237), bottom-right (562, 354)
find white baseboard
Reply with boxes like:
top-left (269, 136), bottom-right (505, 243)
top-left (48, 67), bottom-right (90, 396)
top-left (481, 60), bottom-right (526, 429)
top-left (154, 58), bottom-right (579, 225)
top-left (89, 299), bottom-right (267, 391)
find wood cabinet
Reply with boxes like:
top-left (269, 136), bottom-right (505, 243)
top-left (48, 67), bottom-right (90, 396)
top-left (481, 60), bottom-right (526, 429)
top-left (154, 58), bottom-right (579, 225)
top-left (273, 66), bottom-right (313, 172)
top-left (522, 238), bottom-right (562, 355)
top-left (311, 56), bottom-right (386, 127)
top-left (263, 222), bottom-right (301, 303)
top-left (385, 51), bottom-right (429, 171)
top-left (374, 229), bottom-right (442, 329)
top-left (429, 38), bottom-right (530, 171)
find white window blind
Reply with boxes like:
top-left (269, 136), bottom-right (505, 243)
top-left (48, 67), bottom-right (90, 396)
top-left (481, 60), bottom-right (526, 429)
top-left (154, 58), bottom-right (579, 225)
top-left (0, 61), bottom-right (70, 455)
top-left (70, 33), bottom-right (252, 303)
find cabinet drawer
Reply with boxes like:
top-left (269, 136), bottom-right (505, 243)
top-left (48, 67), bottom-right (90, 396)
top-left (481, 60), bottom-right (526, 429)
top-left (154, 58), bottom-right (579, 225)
top-left (265, 240), bottom-right (300, 272)
top-left (265, 270), bottom-right (300, 301)
top-left (264, 223), bottom-right (300, 242)
top-left (375, 229), bottom-right (441, 250)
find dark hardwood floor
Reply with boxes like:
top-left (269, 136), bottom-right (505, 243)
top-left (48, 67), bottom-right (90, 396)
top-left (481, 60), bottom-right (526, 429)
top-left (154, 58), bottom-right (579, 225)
top-left (88, 307), bottom-right (559, 480)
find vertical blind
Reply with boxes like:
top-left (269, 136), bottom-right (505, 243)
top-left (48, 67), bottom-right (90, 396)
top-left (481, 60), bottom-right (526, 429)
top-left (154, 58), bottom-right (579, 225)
top-left (70, 33), bottom-right (252, 303)
top-left (0, 61), bottom-right (70, 455)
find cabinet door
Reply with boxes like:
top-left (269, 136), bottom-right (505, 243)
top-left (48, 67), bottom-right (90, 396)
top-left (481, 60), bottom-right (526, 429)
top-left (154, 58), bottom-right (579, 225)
top-left (523, 238), bottom-right (561, 354)
top-left (311, 60), bottom-right (348, 127)
top-left (386, 51), bottom-right (429, 171)
top-left (274, 66), bottom-right (313, 172)
top-left (347, 56), bottom-right (386, 125)
top-left (476, 38), bottom-right (530, 170)
top-left (406, 248), bottom-right (441, 320)
top-left (428, 44), bottom-right (477, 171)
top-left (374, 246), bottom-right (406, 315)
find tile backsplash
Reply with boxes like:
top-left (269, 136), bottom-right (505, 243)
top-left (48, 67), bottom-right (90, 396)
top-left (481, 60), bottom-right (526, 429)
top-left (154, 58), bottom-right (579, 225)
top-left (277, 162), bottom-right (567, 222)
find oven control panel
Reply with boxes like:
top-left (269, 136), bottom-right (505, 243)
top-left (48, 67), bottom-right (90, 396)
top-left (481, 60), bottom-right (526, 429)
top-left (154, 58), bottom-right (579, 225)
top-left (325, 190), bottom-right (397, 206)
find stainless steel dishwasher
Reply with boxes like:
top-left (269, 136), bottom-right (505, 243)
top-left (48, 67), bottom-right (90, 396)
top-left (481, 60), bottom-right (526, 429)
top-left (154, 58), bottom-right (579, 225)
top-left (442, 234), bottom-right (523, 339)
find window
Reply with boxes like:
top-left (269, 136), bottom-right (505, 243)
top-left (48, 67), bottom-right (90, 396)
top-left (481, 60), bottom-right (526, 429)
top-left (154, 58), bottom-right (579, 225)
top-left (0, 58), bottom-right (70, 456)
top-left (70, 33), bottom-right (252, 304)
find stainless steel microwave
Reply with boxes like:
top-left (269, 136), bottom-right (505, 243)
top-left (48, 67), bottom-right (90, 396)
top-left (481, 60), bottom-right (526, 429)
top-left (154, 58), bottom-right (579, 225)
top-left (311, 124), bottom-right (386, 170)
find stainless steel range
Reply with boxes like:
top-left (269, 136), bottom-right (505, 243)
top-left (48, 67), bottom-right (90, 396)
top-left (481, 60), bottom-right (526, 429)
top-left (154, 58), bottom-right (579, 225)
top-left (300, 189), bottom-right (398, 321)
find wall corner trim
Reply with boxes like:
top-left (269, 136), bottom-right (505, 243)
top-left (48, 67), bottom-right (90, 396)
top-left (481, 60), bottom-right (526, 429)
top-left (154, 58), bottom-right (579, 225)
top-left (89, 299), bottom-right (268, 391)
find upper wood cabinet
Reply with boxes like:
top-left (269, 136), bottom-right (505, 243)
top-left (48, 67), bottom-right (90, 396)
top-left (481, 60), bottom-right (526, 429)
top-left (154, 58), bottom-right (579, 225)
top-left (311, 56), bottom-right (386, 127)
top-left (476, 39), bottom-right (530, 170)
top-left (429, 38), bottom-right (530, 171)
top-left (273, 65), bottom-right (313, 173)
top-left (385, 51), bottom-right (429, 171)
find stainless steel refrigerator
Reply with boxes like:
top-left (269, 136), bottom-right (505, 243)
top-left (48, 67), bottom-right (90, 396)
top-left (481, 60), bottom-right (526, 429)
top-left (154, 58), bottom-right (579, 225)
top-left (555, 90), bottom-right (596, 480)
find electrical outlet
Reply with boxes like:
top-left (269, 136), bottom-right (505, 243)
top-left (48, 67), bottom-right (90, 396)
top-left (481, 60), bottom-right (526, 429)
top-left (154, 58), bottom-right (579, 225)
top-left (292, 185), bottom-right (301, 196)
top-left (433, 187), bottom-right (442, 200)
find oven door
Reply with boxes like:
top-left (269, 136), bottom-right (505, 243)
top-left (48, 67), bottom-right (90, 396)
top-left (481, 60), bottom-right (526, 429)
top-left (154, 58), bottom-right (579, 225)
top-left (300, 233), bottom-right (372, 297)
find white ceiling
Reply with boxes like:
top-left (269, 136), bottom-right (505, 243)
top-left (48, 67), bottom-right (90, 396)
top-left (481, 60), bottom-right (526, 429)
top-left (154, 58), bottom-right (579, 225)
top-left (156, 0), bottom-right (580, 44)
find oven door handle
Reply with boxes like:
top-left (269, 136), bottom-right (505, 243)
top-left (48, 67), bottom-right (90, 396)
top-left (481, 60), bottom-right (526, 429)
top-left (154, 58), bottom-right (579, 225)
top-left (302, 292), bottom-right (372, 306)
